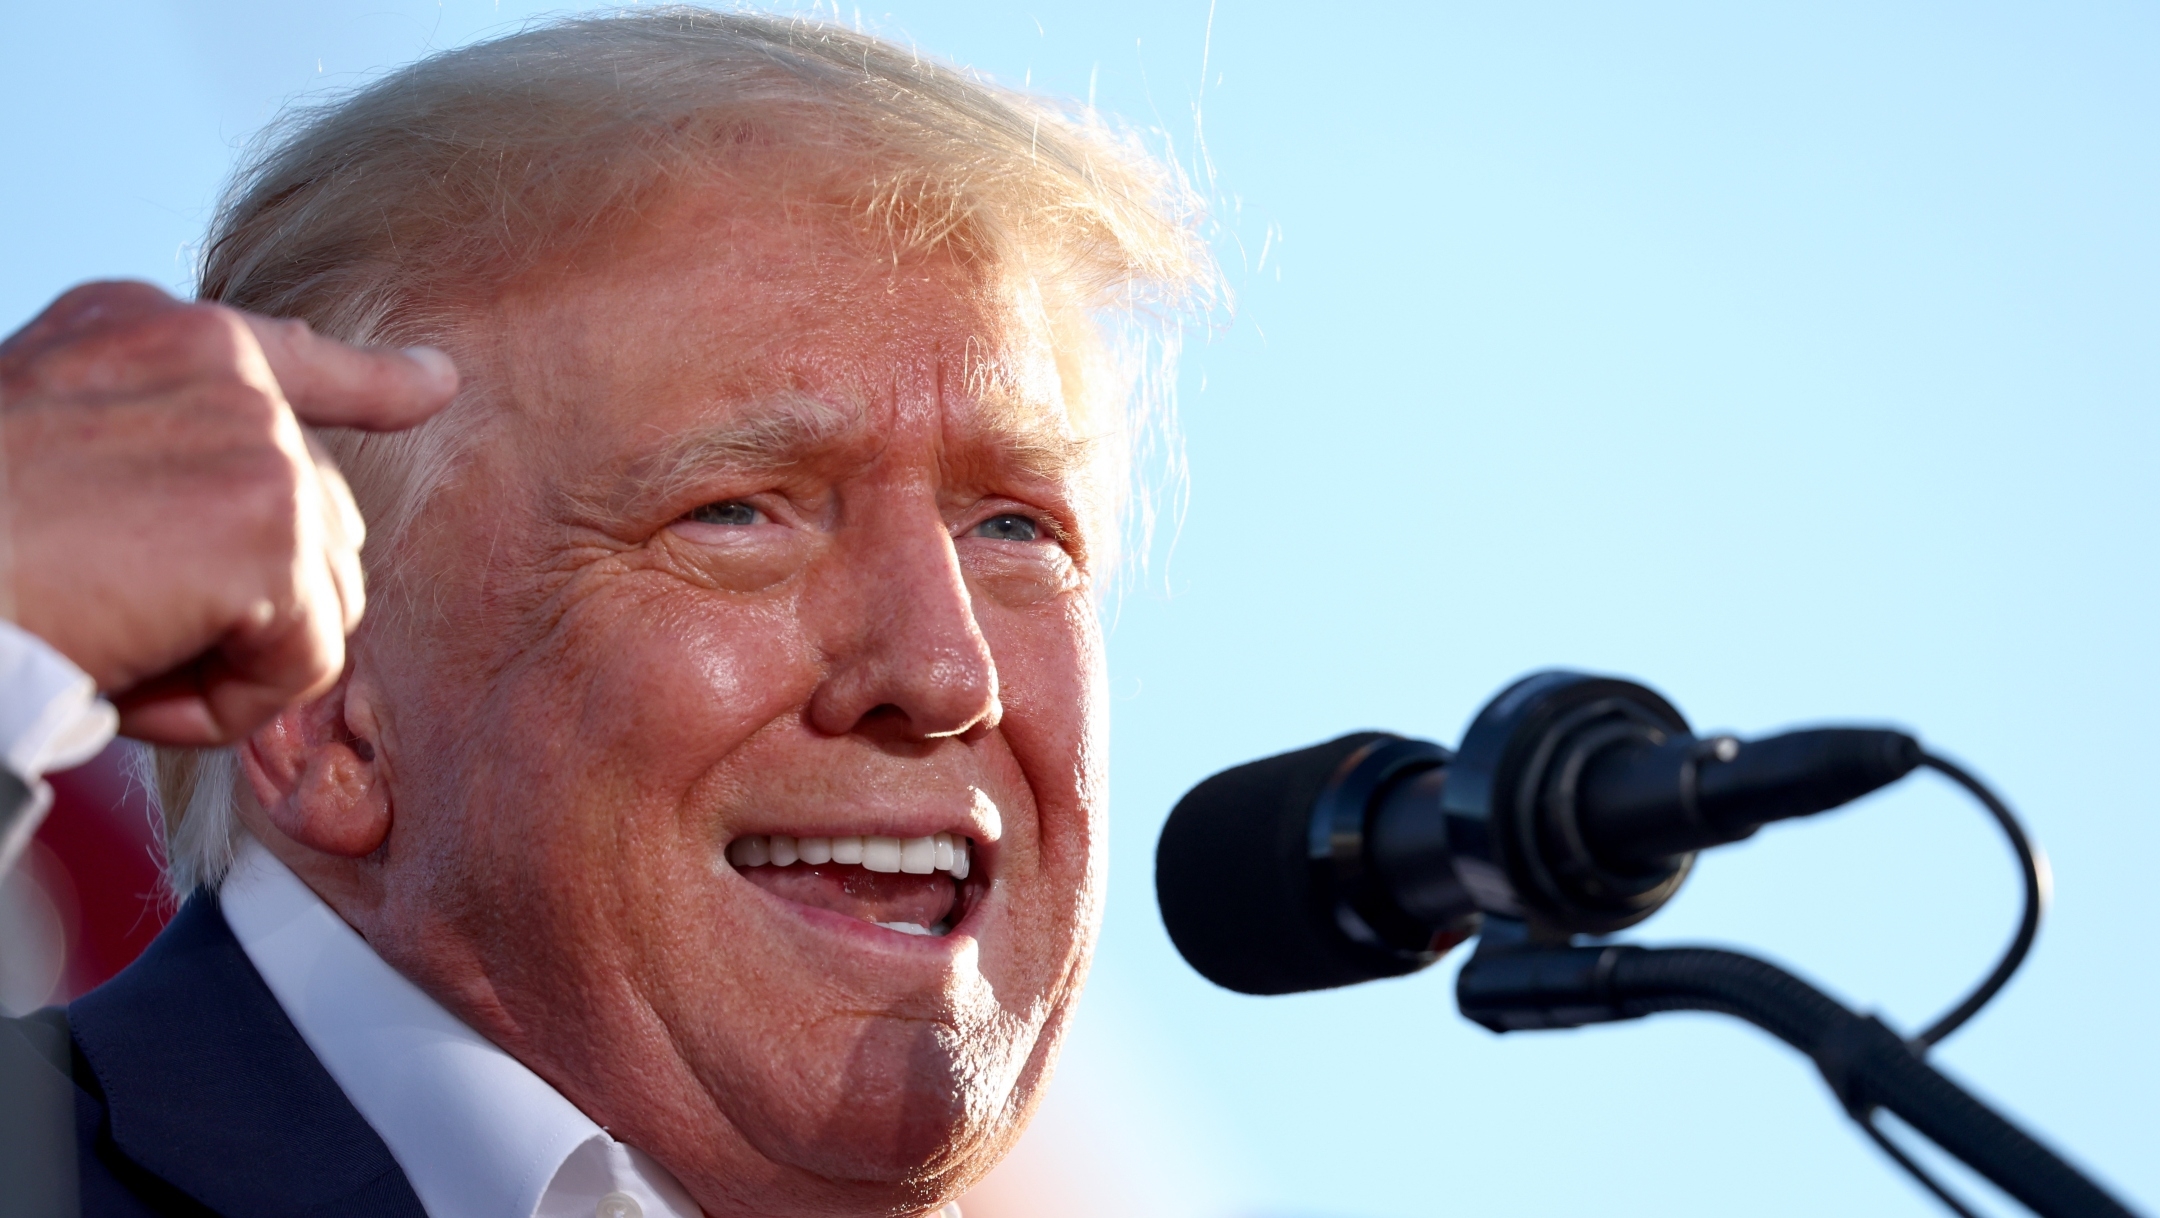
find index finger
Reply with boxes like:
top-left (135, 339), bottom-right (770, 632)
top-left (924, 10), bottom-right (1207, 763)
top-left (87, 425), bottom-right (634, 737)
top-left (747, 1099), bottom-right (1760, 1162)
top-left (241, 314), bottom-right (461, 430)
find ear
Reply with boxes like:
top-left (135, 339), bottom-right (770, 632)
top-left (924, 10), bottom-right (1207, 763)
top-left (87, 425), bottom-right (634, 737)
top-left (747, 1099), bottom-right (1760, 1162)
top-left (240, 672), bottom-right (390, 859)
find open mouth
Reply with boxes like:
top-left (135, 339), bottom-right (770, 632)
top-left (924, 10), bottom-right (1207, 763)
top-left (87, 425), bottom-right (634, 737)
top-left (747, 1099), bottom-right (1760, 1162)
top-left (726, 833), bottom-right (981, 937)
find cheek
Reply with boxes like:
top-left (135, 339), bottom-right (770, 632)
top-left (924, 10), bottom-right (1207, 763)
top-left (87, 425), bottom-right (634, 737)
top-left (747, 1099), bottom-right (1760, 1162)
top-left (580, 595), bottom-right (809, 758)
top-left (424, 582), bottom-right (816, 895)
top-left (980, 593), bottom-right (1106, 897)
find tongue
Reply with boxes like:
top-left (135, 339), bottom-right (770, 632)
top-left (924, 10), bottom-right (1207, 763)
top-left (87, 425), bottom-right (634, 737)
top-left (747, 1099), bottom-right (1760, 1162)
top-left (738, 862), bottom-right (959, 929)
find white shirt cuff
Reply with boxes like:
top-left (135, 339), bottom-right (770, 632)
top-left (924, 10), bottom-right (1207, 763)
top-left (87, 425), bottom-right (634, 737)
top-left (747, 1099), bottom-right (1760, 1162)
top-left (0, 618), bottom-right (119, 783)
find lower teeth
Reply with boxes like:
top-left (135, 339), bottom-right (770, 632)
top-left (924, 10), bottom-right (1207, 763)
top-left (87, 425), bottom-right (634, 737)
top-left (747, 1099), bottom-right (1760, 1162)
top-left (873, 920), bottom-right (946, 936)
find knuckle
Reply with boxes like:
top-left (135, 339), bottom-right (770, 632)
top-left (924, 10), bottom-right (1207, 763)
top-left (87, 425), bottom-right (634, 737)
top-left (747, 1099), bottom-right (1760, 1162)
top-left (228, 448), bottom-right (310, 528)
top-left (48, 279), bottom-right (172, 317)
top-left (2, 283), bottom-right (190, 388)
top-left (98, 304), bottom-right (264, 389)
top-left (156, 303), bottom-right (254, 361)
top-left (264, 316), bottom-right (315, 344)
top-left (257, 453), bottom-right (310, 510)
top-left (201, 376), bottom-right (285, 428)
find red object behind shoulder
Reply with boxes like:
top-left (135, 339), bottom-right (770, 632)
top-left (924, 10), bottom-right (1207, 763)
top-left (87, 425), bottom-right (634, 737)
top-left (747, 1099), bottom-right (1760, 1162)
top-left (34, 742), bottom-right (172, 998)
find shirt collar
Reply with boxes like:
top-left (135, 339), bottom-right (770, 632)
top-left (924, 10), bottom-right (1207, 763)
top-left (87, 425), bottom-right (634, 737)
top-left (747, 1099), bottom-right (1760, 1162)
top-left (219, 838), bottom-right (699, 1218)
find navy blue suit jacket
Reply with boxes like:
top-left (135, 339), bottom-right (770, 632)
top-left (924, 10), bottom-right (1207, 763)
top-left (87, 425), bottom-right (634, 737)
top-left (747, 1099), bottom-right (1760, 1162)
top-left (2, 896), bottom-right (426, 1217)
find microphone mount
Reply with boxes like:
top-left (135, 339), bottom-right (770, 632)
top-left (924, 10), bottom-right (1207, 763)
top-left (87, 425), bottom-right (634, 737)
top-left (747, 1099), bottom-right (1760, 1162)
top-left (1188, 671), bottom-right (1928, 997)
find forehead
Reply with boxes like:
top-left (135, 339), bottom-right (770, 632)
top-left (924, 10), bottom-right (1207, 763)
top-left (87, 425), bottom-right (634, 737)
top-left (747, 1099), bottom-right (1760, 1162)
top-left (483, 186), bottom-right (1089, 488)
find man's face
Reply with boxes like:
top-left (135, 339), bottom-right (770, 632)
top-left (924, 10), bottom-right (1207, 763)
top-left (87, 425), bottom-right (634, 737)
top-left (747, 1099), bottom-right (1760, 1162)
top-left (348, 189), bottom-right (1108, 1213)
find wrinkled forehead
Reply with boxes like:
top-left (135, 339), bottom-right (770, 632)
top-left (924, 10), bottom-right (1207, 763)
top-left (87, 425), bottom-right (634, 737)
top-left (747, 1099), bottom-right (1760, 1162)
top-left (478, 187), bottom-right (1106, 510)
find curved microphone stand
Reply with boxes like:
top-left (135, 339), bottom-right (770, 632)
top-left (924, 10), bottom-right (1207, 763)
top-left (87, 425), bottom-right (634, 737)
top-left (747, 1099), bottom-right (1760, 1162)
top-left (1456, 918), bottom-right (2138, 1218)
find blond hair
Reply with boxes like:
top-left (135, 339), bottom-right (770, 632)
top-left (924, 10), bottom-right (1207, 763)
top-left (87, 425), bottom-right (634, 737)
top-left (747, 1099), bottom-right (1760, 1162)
top-left (151, 6), bottom-right (1213, 896)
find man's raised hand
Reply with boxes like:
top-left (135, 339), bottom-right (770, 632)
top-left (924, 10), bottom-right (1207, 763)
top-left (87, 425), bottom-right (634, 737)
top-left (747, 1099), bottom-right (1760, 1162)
top-left (0, 281), bottom-right (458, 746)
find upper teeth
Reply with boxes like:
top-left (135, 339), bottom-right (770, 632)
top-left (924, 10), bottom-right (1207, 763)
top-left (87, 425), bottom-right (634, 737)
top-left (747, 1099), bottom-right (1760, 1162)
top-left (728, 832), bottom-right (972, 879)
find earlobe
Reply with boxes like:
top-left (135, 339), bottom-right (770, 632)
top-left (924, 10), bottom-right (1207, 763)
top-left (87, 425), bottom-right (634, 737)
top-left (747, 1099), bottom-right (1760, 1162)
top-left (241, 678), bottom-right (391, 859)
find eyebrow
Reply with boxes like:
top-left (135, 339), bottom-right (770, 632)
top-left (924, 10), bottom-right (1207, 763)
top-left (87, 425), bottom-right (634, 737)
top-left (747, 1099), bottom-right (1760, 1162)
top-left (952, 383), bottom-right (1101, 489)
top-left (583, 388), bottom-right (1099, 525)
top-left (634, 391), bottom-right (859, 506)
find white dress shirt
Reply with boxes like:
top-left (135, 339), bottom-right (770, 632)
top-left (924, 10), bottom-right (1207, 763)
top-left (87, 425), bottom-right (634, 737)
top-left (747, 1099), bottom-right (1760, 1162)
top-left (220, 839), bottom-right (702, 1218)
top-left (0, 618), bottom-right (119, 872)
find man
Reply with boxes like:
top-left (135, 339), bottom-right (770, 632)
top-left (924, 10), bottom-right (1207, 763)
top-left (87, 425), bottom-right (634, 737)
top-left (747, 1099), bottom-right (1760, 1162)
top-left (2, 10), bottom-right (1208, 1217)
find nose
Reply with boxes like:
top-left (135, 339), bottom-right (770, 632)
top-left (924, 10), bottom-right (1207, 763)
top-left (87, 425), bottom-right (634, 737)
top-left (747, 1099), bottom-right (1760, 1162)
top-left (806, 501), bottom-right (1001, 742)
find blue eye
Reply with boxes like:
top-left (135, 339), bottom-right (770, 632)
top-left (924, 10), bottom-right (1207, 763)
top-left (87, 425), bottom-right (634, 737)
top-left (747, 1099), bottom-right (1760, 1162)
top-left (973, 513), bottom-right (1040, 542)
top-left (687, 501), bottom-right (760, 526)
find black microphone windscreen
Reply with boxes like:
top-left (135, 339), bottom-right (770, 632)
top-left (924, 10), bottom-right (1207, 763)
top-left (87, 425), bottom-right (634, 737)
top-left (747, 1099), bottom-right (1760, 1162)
top-left (1155, 732), bottom-right (1403, 996)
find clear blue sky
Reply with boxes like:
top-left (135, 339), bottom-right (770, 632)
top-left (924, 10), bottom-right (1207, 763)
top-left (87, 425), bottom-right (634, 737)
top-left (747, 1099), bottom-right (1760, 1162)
top-left (5, 3), bottom-right (2154, 1215)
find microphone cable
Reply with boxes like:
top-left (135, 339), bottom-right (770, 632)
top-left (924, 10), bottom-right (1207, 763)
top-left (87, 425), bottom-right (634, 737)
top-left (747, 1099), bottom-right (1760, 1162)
top-left (1909, 752), bottom-right (2049, 1052)
top-left (1855, 753), bottom-right (2053, 1216)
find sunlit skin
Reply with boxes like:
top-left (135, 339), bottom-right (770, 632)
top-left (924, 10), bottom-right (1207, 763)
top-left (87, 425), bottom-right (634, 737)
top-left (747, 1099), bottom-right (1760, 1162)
top-left (235, 182), bottom-right (1111, 1216)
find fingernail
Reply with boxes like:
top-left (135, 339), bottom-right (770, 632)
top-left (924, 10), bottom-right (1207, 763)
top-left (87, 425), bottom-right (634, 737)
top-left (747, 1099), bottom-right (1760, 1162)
top-left (400, 345), bottom-right (459, 392)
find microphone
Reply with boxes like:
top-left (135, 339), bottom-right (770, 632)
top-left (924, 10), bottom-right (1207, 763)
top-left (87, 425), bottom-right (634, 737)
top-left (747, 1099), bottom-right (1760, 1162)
top-left (1151, 672), bottom-right (2141, 1218)
top-left (1155, 671), bottom-right (1920, 996)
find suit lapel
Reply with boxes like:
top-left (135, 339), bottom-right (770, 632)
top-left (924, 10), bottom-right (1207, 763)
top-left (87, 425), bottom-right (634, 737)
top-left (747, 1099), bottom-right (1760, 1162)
top-left (69, 894), bottom-right (428, 1218)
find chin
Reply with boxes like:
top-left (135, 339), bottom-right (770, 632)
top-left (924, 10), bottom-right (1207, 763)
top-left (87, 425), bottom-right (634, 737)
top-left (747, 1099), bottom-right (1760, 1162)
top-left (722, 1010), bottom-right (1029, 1209)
